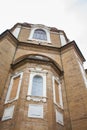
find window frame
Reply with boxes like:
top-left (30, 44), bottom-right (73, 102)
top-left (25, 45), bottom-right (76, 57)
top-left (2, 105), bottom-right (15, 121)
top-left (5, 72), bottom-right (23, 104)
top-left (33, 29), bottom-right (47, 41)
top-left (53, 76), bottom-right (63, 108)
top-left (78, 60), bottom-right (87, 88)
top-left (56, 109), bottom-right (64, 125)
top-left (31, 75), bottom-right (43, 97)
top-left (28, 27), bottom-right (51, 43)
top-left (12, 26), bottom-right (21, 38)
top-left (60, 34), bottom-right (67, 46)
top-left (28, 104), bottom-right (43, 118)
top-left (27, 70), bottom-right (47, 102)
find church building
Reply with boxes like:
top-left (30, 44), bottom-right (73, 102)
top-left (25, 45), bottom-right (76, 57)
top-left (0, 22), bottom-right (87, 130)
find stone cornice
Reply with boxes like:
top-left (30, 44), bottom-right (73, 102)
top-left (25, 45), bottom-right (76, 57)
top-left (10, 22), bottom-right (69, 41)
top-left (0, 30), bottom-right (18, 47)
top-left (61, 41), bottom-right (85, 62)
top-left (11, 55), bottom-right (63, 76)
top-left (18, 41), bottom-right (85, 62)
top-left (18, 41), bottom-right (61, 52)
top-left (0, 30), bottom-right (85, 63)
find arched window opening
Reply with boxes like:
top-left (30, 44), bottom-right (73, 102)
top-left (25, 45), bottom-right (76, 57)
top-left (31, 75), bottom-right (43, 96)
top-left (33, 29), bottom-right (47, 40)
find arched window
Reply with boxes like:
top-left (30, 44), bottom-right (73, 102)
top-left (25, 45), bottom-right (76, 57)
top-left (33, 29), bottom-right (47, 40)
top-left (31, 75), bottom-right (43, 96)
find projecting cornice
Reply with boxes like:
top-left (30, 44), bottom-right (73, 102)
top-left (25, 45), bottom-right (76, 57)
top-left (0, 30), bottom-right (85, 63)
top-left (18, 41), bottom-right (61, 52)
top-left (18, 41), bottom-right (85, 62)
top-left (0, 30), bottom-right (18, 47)
top-left (61, 41), bottom-right (85, 62)
top-left (10, 22), bottom-right (69, 41)
top-left (11, 54), bottom-right (63, 76)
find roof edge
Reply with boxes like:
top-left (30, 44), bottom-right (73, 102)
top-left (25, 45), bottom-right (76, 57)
top-left (61, 40), bottom-right (85, 62)
top-left (0, 30), bottom-right (18, 44)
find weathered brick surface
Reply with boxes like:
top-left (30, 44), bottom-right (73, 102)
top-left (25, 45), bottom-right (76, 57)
top-left (18, 27), bottom-right (61, 47)
top-left (0, 24), bottom-right (87, 130)
top-left (50, 32), bottom-right (61, 47)
top-left (0, 38), bottom-right (16, 98)
top-left (61, 48), bottom-right (87, 130)
top-left (18, 27), bottom-right (31, 42)
top-left (14, 46), bottom-right (62, 67)
top-left (0, 63), bottom-right (65, 130)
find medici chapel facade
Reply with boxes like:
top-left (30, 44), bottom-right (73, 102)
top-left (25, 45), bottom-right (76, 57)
top-left (0, 22), bottom-right (87, 130)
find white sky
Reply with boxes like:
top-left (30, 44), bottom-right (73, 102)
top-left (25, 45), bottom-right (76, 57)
top-left (0, 0), bottom-right (87, 68)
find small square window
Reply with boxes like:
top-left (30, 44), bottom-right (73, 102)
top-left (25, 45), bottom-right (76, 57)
top-left (56, 110), bottom-right (64, 125)
top-left (28, 104), bottom-right (43, 118)
top-left (2, 106), bottom-right (15, 121)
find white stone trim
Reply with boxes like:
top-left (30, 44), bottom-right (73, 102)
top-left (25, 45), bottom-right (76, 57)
top-left (29, 67), bottom-right (48, 74)
top-left (53, 76), bottom-right (63, 108)
top-left (27, 96), bottom-right (46, 102)
top-left (56, 109), bottom-right (64, 125)
top-left (27, 68), bottom-right (47, 102)
top-left (28, 104), bottom-right (43, 118)
top-left (28, 26), bottom-right (51, 43)
top-left (74, 51), bottom-right (87, 88)
top-left (2, 105), bottom-right (15, 121)
top-left (60, 34), bottom-right (66, 46)
top-left (5, 72), bottom-right (23, 104)
top-left (12, 26), bottom-right (21, 38)
top-left (78, 61), bottom-right (87, 88)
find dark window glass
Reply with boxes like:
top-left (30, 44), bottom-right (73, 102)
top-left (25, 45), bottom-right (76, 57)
top-left (33, 29), bottom-right (47, 40)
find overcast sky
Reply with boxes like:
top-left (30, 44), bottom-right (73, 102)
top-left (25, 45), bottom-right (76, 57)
top-left (0, 0), bottom-right (87, 68)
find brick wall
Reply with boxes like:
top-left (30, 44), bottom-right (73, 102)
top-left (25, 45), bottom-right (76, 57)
top-left (0, 24), bottom-right (87, 130)
top-left (0, 63), bottom-right (65, 130)
top-left (61, 48), bottom-right (87, 130)
top-left (0, 37), bottom-right (16, 98)
top-left (17, 27), bottom-right (61, 47)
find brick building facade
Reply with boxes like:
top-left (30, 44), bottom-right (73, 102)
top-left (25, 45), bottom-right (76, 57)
top-left (0, 22), bottom-right (87, 130)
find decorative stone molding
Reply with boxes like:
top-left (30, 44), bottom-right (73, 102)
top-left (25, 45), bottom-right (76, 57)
top-left (27, 67), bottom-right (47, 102)
top-left (28, 24), bottom-right (51, 43)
